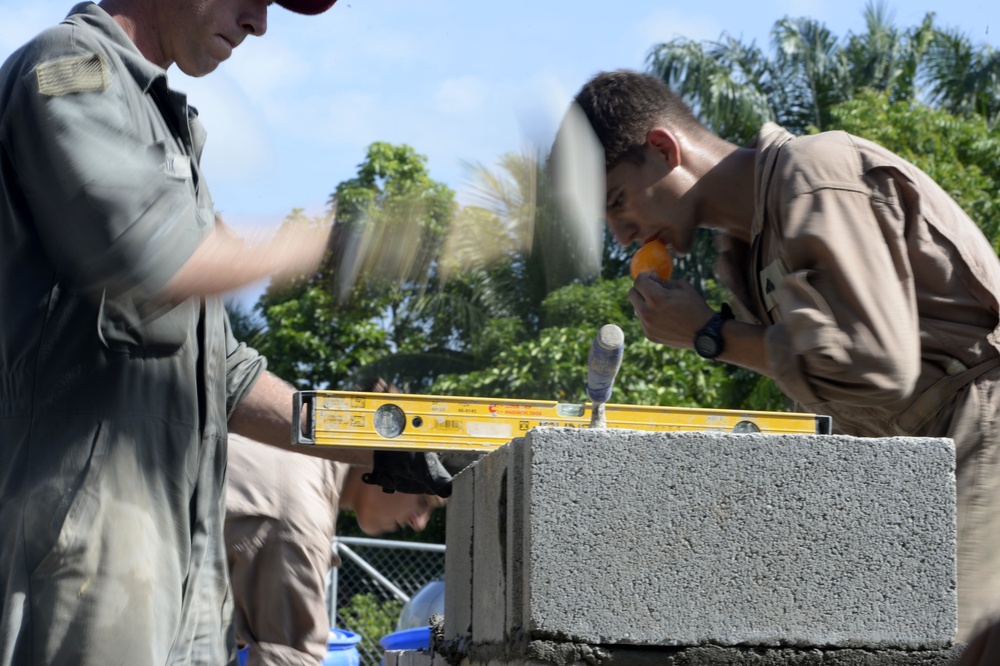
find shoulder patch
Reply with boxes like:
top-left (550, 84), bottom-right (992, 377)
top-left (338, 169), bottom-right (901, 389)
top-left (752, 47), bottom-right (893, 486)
top-left (36, 53), bottom-right (109, 96)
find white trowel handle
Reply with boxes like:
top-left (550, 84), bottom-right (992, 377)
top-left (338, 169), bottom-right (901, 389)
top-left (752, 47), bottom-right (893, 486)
top-left (586, 324), bottom-right (624, 427)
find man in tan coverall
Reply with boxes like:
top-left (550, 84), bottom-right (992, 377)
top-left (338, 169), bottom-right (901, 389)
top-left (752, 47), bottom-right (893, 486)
top-left (225, 433), bottom-right (448, 666)
top-left (557, 69), bottom-right (1000, 641)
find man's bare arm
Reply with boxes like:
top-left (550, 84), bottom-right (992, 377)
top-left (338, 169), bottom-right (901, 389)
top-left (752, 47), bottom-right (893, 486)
top-left (160, 219), bottom-right (330, 301)
top-left (228, 370), bottom-right (373, 467)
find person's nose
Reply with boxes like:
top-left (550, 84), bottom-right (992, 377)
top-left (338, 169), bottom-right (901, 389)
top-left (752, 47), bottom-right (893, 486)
top-left (607, 216), bottom-right (638, 247)
top-left (408, 511), bottom-right (431, 532)
top-left (241, 1), bottom-right (268, 36)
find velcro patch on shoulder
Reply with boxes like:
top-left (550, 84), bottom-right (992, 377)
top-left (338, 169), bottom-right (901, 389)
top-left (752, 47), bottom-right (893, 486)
top-left (36, 53), bottom-right (110, 96)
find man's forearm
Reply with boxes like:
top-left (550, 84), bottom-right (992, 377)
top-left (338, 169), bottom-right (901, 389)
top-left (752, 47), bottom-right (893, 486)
top-left (715, 320), bottom-right (771, 376)
top-left (161, 219), bottom-right (330, 301)
top-left (228, 370), bottom-right (372, 466)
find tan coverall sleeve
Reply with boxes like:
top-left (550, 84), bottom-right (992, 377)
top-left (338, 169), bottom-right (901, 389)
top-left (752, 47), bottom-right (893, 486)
top-left (226, 517), bottom-right (333, 666)
top-left (763, 182), bottom-right (921, 407)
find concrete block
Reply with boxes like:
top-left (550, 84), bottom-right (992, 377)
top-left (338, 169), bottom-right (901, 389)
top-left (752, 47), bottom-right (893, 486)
top-left (506, 437), bottom-right (527, 636)
top-left (524, 429), bottom-right (956, 648)
top-left (383, 649), bottom-right (434, 665)
top-left (447, 428), bottom-right (956, 651)
top-left (429, 642), bottom-right (963, 665)
top-left (472, 445), bottom-right (510, 643)
top-left (444, 463), bottom-right (475, 641)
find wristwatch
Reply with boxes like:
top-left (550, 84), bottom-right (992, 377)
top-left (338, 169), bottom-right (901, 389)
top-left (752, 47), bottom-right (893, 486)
top-left (693, 303), bottom-right (734, 360)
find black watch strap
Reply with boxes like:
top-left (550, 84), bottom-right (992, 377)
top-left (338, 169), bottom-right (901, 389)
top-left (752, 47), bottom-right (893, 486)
top-left (693, 303), bottom-right (734, 360)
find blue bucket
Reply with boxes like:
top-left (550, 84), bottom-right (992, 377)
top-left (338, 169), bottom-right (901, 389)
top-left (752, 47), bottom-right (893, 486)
top-left (380, 626), bottom-right (431, 657)
top-left (323, 629), bottom-right (363, 666)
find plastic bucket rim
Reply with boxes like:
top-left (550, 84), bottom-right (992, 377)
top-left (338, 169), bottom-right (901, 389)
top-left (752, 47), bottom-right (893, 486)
top-left (327, 628), bottom-right (363, 649)
top-left (379, 625), bottom-right (431, 651)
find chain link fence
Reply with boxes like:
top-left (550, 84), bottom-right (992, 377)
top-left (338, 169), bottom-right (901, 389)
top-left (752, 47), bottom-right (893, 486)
top-left (327, 537), bottom-right (445, 666)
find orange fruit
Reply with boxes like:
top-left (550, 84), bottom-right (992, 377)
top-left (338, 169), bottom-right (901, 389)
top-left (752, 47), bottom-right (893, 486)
top-left (630, 240), bottom-right (673, 281)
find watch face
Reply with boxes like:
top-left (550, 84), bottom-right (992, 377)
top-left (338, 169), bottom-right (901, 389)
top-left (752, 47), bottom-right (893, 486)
top-left (694, 333), bottom-right (721, 358)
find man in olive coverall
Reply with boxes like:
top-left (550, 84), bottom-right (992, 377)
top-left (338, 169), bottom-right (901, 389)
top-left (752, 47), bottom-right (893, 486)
top-left (0, 1), bottom-right (451, 664)
top-left (556, 69), bottom-right (1000, 641)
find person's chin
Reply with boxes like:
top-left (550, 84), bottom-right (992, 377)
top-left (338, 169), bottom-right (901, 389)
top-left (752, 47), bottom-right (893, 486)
top-left (360, 521), bottom-right (390, 537)
top-left (178, 62), bottom-right (221, 78)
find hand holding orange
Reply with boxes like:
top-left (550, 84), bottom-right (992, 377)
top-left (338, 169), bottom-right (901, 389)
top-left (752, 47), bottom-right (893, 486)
top-left (629, 240), bottom-right (673, 281)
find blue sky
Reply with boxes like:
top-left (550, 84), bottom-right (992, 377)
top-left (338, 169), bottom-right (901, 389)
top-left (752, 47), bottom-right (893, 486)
top-left (3, 0), bottom-right (998, 231)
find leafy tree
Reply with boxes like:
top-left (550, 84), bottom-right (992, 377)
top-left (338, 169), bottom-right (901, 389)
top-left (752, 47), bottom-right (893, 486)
top-left (646, 1), bottom-right (940, 143)
top-left (429, 276), bottom-right (774, 411)
top-left (242, 144), bottom-right (463, 392)
top-left (646, 33), bottom-right (775, 145)
top-left (325, 142), bottom-right (456, 352)
top-left (337, 593), bottom-right (402, 653)
top-left (225, 210), bottom-right (392, 390)
top-left (844, 2), bottom-right (934, 103)
top-left (921, 27), bottom-right (1000, 125)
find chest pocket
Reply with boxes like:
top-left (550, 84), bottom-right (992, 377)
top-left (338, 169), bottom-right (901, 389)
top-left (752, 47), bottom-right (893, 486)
top-left (759, 257), bottom-right (789, 320)
top-left (98, 290), bottom-right (197, 356)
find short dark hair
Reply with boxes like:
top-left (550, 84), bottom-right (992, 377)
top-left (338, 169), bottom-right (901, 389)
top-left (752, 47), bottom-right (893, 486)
top-left (570, 69), bottom-right (705, 170)
top-left (360, 376), bottom-right (399, 394)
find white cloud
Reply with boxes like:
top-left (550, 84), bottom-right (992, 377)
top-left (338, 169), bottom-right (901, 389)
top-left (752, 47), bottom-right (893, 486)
top-left (216, 40), bottom-right (310, 102)
top-left (512, 74), bottom-right (575, 149)
top-left (635, 8), bottom-right (727, 46)
top-left (435, 76), bottom-right (488, 115)
top-left (172, 72), bottom-right (276, 184)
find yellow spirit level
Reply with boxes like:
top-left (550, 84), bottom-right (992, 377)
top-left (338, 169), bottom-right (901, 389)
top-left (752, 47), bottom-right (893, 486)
top-left (293, 390), bottom-right (832, 453)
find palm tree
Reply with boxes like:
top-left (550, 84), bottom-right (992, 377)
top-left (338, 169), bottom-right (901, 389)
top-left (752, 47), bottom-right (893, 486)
top-left (769, 16), bottom-right (852, 132)
top-left (844, 3), bottom-right (935, 103)
top-left (922, 27), bottom-right (1000, 125)
top-left (350, 149), bottom-right (597, 390)
top-left (647, 35), bottom-right (774, 144)
top-left (647, 1), bottom-right (943, 140)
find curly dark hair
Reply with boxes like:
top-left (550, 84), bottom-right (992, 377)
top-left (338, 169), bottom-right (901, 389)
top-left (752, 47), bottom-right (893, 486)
top-left (568, 69), bottom-right (706, 170)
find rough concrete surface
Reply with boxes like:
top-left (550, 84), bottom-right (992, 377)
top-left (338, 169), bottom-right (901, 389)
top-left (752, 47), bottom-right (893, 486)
top-left (445, 461), bottom-right (475, 641)
top-left (425, 620), bottom-right (965, 665)
top-left (389, 643), bottom-right (964, 666)
top-left (447, 428), bottom-right (957, 652)
top-left (521, 429), bottom-right (956, 649)
top-left (473, 445), bottom-right (510, 643)
top-left (569, 643), bottom-right (963, 665)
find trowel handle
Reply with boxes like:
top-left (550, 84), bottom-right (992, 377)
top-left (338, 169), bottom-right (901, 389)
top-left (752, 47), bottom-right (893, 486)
top-left (586, 324), bottom-right (624, 404)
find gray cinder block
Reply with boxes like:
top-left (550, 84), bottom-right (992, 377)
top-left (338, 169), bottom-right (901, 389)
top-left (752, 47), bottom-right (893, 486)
top-left (444, 462), bottom-right (475, 641)
top-left (472, 445), bottom-right (510, 643)
top-left (447, 428), bottom-right (956, 651)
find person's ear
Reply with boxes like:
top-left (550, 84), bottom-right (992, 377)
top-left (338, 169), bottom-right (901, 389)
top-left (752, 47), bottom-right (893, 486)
top-left (647, 128), bottom-right (682, 170)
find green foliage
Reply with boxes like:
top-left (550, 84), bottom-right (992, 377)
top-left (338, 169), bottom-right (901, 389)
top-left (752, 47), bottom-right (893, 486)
top-left (922, 28), bottom-right (1000, 125)
top-left (540, 277), bottom-right (636, 331)
top-left (429, 275), bottom-right (745, 410)
top-left (647, 34), bottom-right (775, 144)
top-left (331, 142), bottom-right (454, 233)
top-left (646, 1), bottom-right (994, 142)
top-left (253, 283), bottom-right (388, 390)
top-left (246, 144), bottom-right (462, 391)
top-left (338, 593), bottom-right (402, 645)
top-left (429, 325), bottom-right (595, 401)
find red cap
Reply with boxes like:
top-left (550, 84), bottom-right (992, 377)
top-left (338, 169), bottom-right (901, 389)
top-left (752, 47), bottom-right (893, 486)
top-left (276, 0), bottom-right (337, 15)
